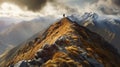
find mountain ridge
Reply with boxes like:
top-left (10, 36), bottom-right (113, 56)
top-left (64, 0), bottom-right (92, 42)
top-left (0, 17), bottom-right (120, 67)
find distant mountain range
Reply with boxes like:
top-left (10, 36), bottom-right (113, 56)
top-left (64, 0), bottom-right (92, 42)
top-left (0, 17), bottom-right (54, 54)
top-left (0, 21), bottom-right (15, 32)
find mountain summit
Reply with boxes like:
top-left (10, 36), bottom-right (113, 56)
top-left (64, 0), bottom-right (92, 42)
top-left (1, 18), bottom-right (120, 67)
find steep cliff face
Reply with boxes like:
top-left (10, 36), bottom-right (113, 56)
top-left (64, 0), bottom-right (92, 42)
top-left (1, 18), bottom-right (120, 67)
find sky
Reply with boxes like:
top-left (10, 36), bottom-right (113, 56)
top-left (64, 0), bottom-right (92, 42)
top-left (0, 0), bottom-right (120, 23)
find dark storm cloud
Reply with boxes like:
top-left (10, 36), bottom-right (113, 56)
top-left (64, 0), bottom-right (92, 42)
top-left (0, 0), bottom-right (55, 11)
top-left (12, 0), bottom-right (48, 11)
top-left (112, 0), bottom-right (120, 6)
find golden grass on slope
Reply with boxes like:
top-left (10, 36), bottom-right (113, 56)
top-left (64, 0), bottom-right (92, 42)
top-left (65, 46), bottom-right (82, 56)
top-left (70, 20), bottom-right (120, 67)
top-left (43, 52), bottom-right (82, 67)
top-left (6, 18), bottom-right (74, 66)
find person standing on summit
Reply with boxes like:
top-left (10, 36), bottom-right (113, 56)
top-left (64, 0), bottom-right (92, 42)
top-left (63, 14), bottom-right (65, 17)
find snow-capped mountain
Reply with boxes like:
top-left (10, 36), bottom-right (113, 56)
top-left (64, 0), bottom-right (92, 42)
top-left (68, 13), bottom-right (120, 52)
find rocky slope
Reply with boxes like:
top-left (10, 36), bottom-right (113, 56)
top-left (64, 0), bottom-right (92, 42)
top-left (1, 18), bottom-right (120, 67)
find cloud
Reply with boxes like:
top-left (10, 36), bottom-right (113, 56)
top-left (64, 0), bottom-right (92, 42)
top-left (0, 0), bottom-right (55, 11)
top-left (51, 2), bottom-right (79, 14)
top-left (100, 7), bottom-right (118, 15)
top-left (97, 0), bottom-right (120, 15)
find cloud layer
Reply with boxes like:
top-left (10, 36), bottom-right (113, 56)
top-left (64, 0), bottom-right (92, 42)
top-left (0, 0), bottom-right (120, 16)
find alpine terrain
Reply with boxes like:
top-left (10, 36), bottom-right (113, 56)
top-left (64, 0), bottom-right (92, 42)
top-left (0, 17), bottom-right (120, 67)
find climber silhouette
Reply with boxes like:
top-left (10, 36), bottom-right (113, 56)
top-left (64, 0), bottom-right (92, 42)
top-left (63, 14), bottom-right (65, 17)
